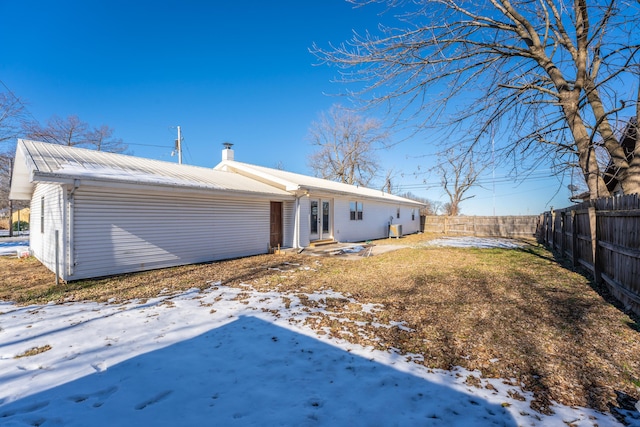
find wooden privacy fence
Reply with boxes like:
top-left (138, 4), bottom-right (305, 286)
top-left (537, 194), bottom-right (640, 316)
top-left (421, 215), bottom-right (538, 238)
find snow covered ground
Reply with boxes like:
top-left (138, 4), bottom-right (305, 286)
top-left (0, 283), bottom-right (632, 426)
top-left (421, 236), bottom-right (527, 249)
top-left (0, 230), bottom-right (29, 238)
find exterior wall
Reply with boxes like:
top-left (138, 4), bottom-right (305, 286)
top-left (282, 200), bottom-right (295, 248)
top-left (69, 186), bottom-right (273, 280)
top-left (298, 197), bottom-right (311, 247)
top-left (332, 198), bottom-right (421, 243)
top-left (30, 183), bottom-right (65, 275)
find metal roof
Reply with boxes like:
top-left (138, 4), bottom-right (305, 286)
top-left (216, 160), bottom-right (424, 206)
top-left (9, 140), bottom-right (292, 200)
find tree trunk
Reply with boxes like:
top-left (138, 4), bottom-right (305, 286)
top-left (561, 92), bottom-right (611, 198)
top-left (8, 199), bottom-right (13, 238)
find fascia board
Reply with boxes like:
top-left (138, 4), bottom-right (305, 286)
top-left (31, 172), bottom-right (294, 200)
top-left (8, 142), bottom-right (35, 200)
top-left (302, 185), bottom-right (425, 206)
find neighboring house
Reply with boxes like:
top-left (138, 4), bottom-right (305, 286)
top-left (10, 140), bottom-right (423, 280)
top-left (11, 207), bottom-right (30, 226)
top-left (0, 207), bottom-right (29, 230)
top-left (570, 118), bottom-right (638, 203)
top-left (603, 117), bottom-right (638, 196)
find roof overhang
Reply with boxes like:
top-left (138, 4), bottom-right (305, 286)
top-left (215, 160), bottom-right (301, 192)
top-left (9, 140), bottom-right (294, 201)
top-left (8, 142), bottom-right (34, 200)
top-left (216, 160), bottom-right (425, 207)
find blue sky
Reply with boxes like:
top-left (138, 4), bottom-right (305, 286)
top-left (0, 0), bottom-right (572, 215)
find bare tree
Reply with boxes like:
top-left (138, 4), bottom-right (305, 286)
top-left (24, 115), bottom-right (88, 146)
top-left (382, 168), bottom-right (399, 193)
top-left (0, 92), bottom-right (25, 149)
top-left (398, 191), bottom-right (441, 215)
top-left (24, 115), bottom-right (127, 153)
top-left (84, 125), bottom-right (127, 153)
top-left (312, 0), bottom-right (640, 199)
top-left (436, 149), bottom-right (485, 216)
top-left (307, 104), bottom-right (387, 187)
top-left (0, 92), bottom-right (27, 214)
top-left (0, 155), bottom-right (13, 214)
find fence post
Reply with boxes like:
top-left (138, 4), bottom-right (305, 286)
top-left (560, 211), bottom-right (566, 257)
top-left (550, 209), bottom-right (556, 250)
top-left (571, 210), bottom-right (579, 267)
top-left (588, 206), bottom-right (601, 283)
top-left (55, 229), bottom-right (60, 287)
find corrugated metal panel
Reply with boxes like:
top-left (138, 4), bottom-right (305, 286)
top-left (71, 186), bottom-right (271, 279)
top-left (15, 140), bottom-right (292, 198)
top-left (30, 183), bottom-right (65, 274)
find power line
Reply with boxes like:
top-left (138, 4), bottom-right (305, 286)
top-left (0, 79), bottom-right (43, 126)
top-left (127, 142), bottom-right (173, 148)
top-left (394, 170), bottom-right (563, 192)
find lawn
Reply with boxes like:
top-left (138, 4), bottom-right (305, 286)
top-left (1, 234), bottom-right (639, 416)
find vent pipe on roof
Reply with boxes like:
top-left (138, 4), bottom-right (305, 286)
top-left (222, 142), bottom-right (234, 161)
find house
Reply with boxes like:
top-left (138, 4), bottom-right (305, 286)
top-left (9, 140), bottom-right (423, 280)
top-left (214, 144), bottom-right (423, 248)
top-left (0, 207), bottom-right (30, 231)
top-left (569, 118), bottom-right (638, 203)
top-left (11, 207), bottom-right (30, 227)
top-left (603, 117), bottom-right (638, 196)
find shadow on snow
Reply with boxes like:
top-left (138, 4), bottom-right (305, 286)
top-left (0, 316), bottom-right (517, 426)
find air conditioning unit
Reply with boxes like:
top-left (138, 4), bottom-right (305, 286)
top-left (389, 224), bottom-right (402, 238)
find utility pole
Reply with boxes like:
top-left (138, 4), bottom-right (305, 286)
top-left (175, 126), bottom-right (183, 165)
top-left (8, 158), bottom-right (13, 237)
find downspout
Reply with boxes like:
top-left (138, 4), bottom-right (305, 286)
top-left (67, 179), bottom-right (80, 277)
top-left (293, 194), bottom-right (301, 249)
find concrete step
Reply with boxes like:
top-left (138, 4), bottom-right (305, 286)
top-left (309, 239), bottom-right (336, 248)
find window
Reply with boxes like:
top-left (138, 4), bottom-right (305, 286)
top-left (40, 197), bottom-right (45, 234)
top-left (350, 201), bottom-right (363, 221)
top-left (412, 209), bottom-right (416, 221)
top-left (396, 208), bottom-right (400, 219)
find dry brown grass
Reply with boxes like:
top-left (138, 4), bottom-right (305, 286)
top-left (14, 344), bottom-right (52, 359)
top-left (1, 236), bottom-right (638, 415)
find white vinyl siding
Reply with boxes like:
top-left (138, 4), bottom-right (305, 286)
top-left (282, 200), bottom-right (295, 248)
top-left (71, 187), bottom-right (271, 280)
top-left (298, 198), bottom-right (311, 247)
top-left (333, 198), bottom-right (421, 243)
top-left (30, 183), bottom-right (65, 274)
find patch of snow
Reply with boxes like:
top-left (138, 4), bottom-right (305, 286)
top-left (423, 237), bottom-right (526, 249)
top-left (57, 162), bottom-right (224, 190)
top-left (341, 245), bottom-right (366, 253)
top-left (0, 285), bottom-right (630, 426)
